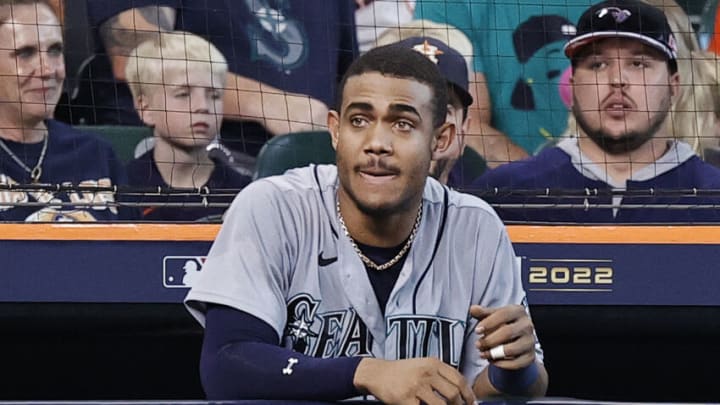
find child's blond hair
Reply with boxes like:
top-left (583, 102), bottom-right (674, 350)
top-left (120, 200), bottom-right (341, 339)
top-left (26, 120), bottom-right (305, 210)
top-left (125, 31), bottom-right (227, 98)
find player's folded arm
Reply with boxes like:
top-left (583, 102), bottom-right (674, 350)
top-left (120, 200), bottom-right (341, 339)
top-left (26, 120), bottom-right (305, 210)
top-left (200, 304), bottom-right (363, 400)
top-left (189, 181), bottom-right (363, 400)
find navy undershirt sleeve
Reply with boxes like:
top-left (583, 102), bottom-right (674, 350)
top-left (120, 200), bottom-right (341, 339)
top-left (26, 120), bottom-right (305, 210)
top-left (200, 304), bottom-right (363, 400)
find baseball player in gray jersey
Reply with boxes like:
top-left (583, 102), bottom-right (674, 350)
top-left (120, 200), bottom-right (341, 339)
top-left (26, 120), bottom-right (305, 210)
top-left (185, 44), bottom-right (548, 403)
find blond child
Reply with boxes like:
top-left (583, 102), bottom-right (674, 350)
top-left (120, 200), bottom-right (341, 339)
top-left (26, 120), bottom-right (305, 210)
top-left (124, 31), bottom-right (250, 221)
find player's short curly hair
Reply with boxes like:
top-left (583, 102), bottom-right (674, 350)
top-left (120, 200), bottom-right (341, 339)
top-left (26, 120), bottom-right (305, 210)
top-left (336, 44), bottom-right (449, 129)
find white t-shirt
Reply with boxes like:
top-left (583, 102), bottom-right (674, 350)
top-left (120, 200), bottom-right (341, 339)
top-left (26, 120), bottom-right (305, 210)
top-left (355, 0), bottom-right (416, 52)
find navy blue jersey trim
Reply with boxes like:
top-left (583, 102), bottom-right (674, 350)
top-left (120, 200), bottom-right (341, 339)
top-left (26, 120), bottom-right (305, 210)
top-left (413, 186), bottom-right (449, 314)
top-left (314, 165), bottom-right (338, 239)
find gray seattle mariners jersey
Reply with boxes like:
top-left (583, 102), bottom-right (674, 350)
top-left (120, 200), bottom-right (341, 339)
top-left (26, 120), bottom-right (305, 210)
top-left (185, 164), bottom-right (543, 382)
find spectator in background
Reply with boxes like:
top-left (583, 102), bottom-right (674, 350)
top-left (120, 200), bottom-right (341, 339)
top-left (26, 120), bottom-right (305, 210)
top-left (375, 21), bottom-right (476, 188)
top-left (0, 0), bottom-right (127, 222)
top-left (640, 0), bottom-right (720, 155)
top-left (415, 0), bottom-right (589, 166)
top-left (123, 32), bottom-right (251, 222)
top-left (79, 0), bottom-right (358, 157)
top-left (562, 0), bottom-right (720, 157)
top-left (355, 0), bottom-right (415, 52)
top-left (474, 0), bottom-right (720, 223)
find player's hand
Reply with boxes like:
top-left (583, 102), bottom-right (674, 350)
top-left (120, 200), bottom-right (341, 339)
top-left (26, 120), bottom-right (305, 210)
top-left (353, 357), bottom-right (476, 405)
top-left (470, 305), bottom-right (536, 370)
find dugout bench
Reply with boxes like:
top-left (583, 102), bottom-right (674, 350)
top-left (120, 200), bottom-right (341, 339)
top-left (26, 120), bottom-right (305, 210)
top-left (1, 224), bottom-right (719, 401)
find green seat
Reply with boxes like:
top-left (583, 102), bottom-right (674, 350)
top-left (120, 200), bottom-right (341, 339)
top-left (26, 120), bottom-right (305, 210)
top-left (253, 132), bottom-right (487, 184)
top-left (254, 131), bottom-right (336, 180)
top-left (76, 125), bottom-right (154, 163)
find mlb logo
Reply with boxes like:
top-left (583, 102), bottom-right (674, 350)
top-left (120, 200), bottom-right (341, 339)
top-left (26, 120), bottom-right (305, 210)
top-left (163, 256), bottom-right (206, 288)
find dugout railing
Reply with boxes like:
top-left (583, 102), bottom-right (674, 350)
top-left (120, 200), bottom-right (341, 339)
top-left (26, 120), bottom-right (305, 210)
top-left (1, 224), bottom-right (719, 401)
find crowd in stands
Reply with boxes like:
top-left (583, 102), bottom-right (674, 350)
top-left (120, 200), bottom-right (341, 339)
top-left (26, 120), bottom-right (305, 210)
top-left (475, 0), bottom-right (720, 223)
top-left (1, 0), bottom-right (720, 223)
top-left (0, 0), bottom-right (126, 221)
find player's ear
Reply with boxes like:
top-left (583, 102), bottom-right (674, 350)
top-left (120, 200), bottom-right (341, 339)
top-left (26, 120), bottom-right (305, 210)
top-left (431, 121), bottom-right (455, 160)
top-left (328, 110), bottom-right (340, 151)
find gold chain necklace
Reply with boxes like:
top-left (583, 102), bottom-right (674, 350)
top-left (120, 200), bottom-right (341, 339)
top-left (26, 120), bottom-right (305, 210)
top-left (0, 133), bottom-right (49, 183)
top-left (336, 198), bottom-right (422, 271)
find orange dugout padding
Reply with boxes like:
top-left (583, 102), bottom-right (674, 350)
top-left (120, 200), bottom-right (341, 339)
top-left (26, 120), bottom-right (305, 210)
top-left (2, 223), bottom-right (719, 244)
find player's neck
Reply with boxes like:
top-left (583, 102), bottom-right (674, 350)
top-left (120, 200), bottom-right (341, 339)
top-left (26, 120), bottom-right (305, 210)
top-left (337, 190), bottom-right (421, 248)
top-left (0, 114), bottom-right (47, 143)
top-left (153, 138), bottom-right (215, 189)
top-left (578, 135), bottom-right (671, 184)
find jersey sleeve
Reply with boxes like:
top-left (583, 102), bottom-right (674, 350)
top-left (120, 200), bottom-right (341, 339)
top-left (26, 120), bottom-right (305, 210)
top-left (185, 180), bottom-right (297, 339)
top-left (413, 0), bottom-right (486, 73)
top-left (459, 213), bottom-right (544, 381)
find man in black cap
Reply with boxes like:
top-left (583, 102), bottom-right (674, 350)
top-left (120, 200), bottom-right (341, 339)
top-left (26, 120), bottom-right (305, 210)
top-left (377, 27), bottom-right (478, 187)
top-left (474, 0), bottom-right (720, 223)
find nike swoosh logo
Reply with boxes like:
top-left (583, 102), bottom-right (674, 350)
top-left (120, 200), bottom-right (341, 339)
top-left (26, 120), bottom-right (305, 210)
top-left (318, 252), bottom-right (338, 267)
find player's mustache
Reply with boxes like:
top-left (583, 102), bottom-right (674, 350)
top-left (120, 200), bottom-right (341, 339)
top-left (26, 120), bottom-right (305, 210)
top-left (356, 158), bottom-right (400, 174)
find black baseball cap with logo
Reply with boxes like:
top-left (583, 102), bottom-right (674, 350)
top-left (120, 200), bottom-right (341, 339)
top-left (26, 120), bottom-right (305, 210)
top-left (564, 0), bottom-right (677, 67)
top-left (393, 37), bottom-right (474, 108)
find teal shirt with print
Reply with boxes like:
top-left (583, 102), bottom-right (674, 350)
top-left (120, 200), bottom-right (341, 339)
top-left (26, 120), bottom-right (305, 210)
top-left (415, 0), bottom-right (592, 154)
